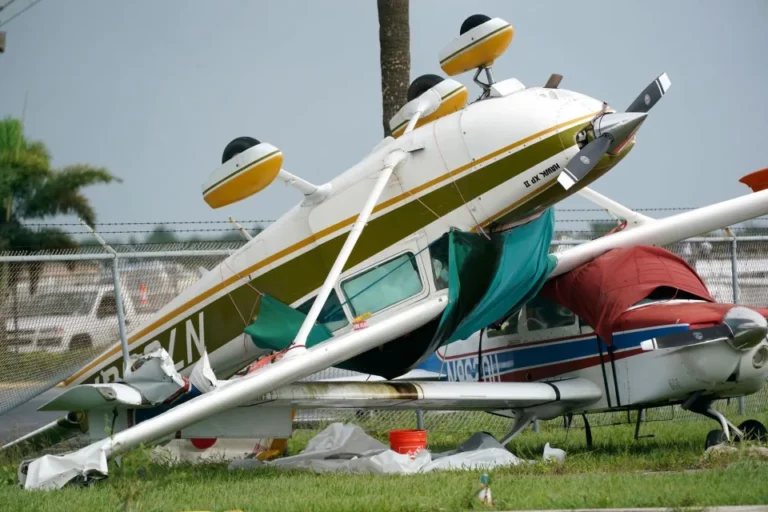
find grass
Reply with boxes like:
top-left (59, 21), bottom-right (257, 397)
top-left (1, 412), bottom-right (767, 511)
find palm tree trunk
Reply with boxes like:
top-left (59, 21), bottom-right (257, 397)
top-left (377, 0), bottom-right (411, 137)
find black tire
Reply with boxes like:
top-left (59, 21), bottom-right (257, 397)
top-left (737, 419), bottom-right (768, 442)
top-left (460, 14), bottom-right (491, 35)
top-left (705, 429), bottom-right (728, 450)
top-left (69, 334), bottom-right (92, 351)
top-left (221, 136), bottom-right (260, 164)
top-left (407, 74), bottom-right (444, 102)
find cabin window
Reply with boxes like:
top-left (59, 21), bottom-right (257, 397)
top-left (428, 236), bottom-right (450, 291)
top-left (524, 295), bottom-right (576, 331)
top-left (341, 252), bottom-right (423, 316)
top-left (296, 291), bottom-right (349, 332)
top-left (487, 309), bottom-right (521, 338)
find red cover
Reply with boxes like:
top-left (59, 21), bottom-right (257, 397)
top-left (540, 246), bottom-right (716, 344)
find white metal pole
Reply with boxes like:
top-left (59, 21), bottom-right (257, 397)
top-left (110, 258), bottom-right (130, 372)
top-left (404, 111), bottom-right (423, 135)
top-left (729, 230), bottom-right (746, 415)
top-left (577, 186), bottom-right (654, 226)
top-left (79, 219), bottom-right (131, 372)
top-left (287, 150), bottom-right (406, 355)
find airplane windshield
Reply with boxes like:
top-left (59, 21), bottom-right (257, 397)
top-left (341, 252), bottom-right (423, 317)
top-left (524, 295), bottom-right (576, 331)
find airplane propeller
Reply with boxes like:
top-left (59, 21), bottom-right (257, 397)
top-left (556, 73), bottom-right (671, 191)
top-left (640, 306), bottom-right (768, 352)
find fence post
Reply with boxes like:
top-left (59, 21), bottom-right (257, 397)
top-left (730, 232), bottom-right (746, 416)
top-left (111, 257), bottom-right (130, 373)
top-left (416, 409), bottom-right (424, 430)
top-left (80, 219), bottom-right (131, 373)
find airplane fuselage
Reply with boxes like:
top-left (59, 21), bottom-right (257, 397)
top-left (67, 81), bottom-right (632, 387)
top-left (419, 300), bottom-right (768, 417)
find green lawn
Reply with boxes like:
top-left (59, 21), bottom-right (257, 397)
top-left (1, 412), bottom-right (767, 512)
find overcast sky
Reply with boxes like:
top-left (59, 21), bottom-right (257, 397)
top-left (1, 0), bottom-right (767, 233)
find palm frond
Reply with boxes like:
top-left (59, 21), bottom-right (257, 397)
top-left (20, 165), bottom-right (121, 225)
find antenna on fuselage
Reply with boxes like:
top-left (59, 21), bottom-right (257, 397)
top-left (438, 15), bottom-right (514, 100)
top-left (201, 137), bottom-right (331, 209)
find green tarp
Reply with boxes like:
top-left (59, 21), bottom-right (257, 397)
top-left (244, 208), bottom-right (557, 372)
top-left (244, 294), bottom-right (332, 352)
top-left (440, 207), bottom-right (557, 344)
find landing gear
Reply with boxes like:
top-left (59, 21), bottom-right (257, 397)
top-left (736, 419), bottom-right (768, 442)
top-left (682, 392), bottom-right (767, 450)
top-left (705, 429), bottom-right (728, 450)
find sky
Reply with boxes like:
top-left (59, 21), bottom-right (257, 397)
top-left (1, 0), bottom-right (767, 234)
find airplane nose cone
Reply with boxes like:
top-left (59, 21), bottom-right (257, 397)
top-left (723, 306), bottom-right (768, 350)
top-left (593, 112), bottom-right (648, 149)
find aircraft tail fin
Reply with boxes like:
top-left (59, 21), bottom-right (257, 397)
top-left (739, 168), bottom-right (768, 192)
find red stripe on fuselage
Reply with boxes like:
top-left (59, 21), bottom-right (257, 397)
top-left (488, 347), bottom-right (645, 383)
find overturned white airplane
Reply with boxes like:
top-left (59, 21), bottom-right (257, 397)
top-left (6, 14), bottom-right (768, 490)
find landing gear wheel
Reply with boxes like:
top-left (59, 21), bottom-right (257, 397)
top-left (705, 429), bottom-right (728, 450)
top-left (406, 74), bottom-right (444, 102)
top-left (222, 136), bottom-right (260, 164)
top-left (737, 419), bottom-right (768, 442)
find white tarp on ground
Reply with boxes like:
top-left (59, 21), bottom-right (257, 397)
top-left (19, 442), bottom-right (109, 491)
top-left (228, 423), bottom-right (566, 474)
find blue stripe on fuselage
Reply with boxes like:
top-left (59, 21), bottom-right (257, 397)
top-left (415, 324), bottom-right (690, 381)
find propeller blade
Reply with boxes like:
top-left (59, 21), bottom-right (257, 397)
top-left (544, 73), bottom-right (563, 89)
top-left (557, 135), bottom-right (612, 190)
top-left (640, 325), bottom-right (732, 351)
top-left (626, 73), bottom-right (671, 113)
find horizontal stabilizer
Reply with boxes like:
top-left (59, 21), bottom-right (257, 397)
top-left (39, 384), bottom-right (143, 412)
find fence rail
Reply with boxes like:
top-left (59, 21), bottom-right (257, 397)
top-left (1, 234), bottom-right (767, 439)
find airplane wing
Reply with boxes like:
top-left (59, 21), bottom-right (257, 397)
top-left (40, 377), bottom-right (601, 416)
top-left (247, 378), bottom-right (602, 414)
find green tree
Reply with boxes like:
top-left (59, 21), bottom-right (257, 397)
top-left (0, 117), bottom-right (120, 343)
top-left (144, 224), bottom-right (180, 245)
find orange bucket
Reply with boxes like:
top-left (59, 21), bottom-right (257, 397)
top-left (389, 429), bottom-right (427, 457)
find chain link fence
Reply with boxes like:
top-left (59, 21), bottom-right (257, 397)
top-left (1, 233), bottom-right (767, 440)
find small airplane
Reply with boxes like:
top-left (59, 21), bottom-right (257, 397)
top-left (8, 14), bottom-right (768, 489)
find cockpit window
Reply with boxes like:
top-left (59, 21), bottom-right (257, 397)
top-left (525, 295), bottom-right (576, 331)
top-left (632, 286), bottom-right (704, 307)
